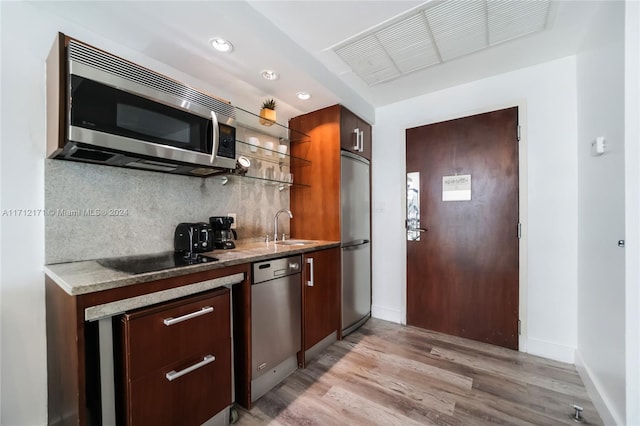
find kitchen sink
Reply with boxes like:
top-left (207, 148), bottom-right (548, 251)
top-left (275, 239), bottom-right (315, 246)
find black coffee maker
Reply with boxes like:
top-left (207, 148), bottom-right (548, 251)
top-left (210, 216), bottom-right (237, 249)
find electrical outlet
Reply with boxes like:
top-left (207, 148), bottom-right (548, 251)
top-left (228, 213), bottom-right (237, 229)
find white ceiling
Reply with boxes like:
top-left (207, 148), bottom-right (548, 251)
top-left (30, 0), bottom-right (602, 123)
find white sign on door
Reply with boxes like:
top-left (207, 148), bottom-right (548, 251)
top-left (443, 174), bottom-right (471, 201)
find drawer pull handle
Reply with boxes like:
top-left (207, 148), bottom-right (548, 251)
top-left (163, 306), bottom-right (213, 326)
top-left (165, 355), bottom-right (215, 381)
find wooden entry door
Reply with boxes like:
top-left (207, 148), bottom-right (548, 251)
top-left (406, 107), bottom-right (519, 350)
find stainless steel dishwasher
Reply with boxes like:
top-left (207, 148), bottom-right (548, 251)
top-left (251, 255), bottom-right (302, 402)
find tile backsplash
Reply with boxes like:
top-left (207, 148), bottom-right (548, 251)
top-left (45, 159), bottom-right (290, 264)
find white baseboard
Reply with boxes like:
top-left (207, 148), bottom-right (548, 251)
top-left (518, 334), bottom-right (528, 352)
top-left (574, 350), bottom-right (622, 426)
top-left (371, 305), bottom-right (402, 324)
top-left (525, 337), bottom-right (575, 363)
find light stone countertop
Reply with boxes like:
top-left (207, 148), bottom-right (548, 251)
top-left (44, 240), bottom-right (340, 296)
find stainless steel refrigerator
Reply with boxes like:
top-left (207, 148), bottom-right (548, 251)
top-left (340, 151), bottom-right (371, 336)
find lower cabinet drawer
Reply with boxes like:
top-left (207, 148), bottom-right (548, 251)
top-left (121, 288), bottom-right (230, 380)
top-left (119, 288), bottom-right (232, 425)
top-left (124, 338), bottom-right (232, 426)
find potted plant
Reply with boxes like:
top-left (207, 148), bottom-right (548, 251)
top-left (259, 98), bottom-right (277, 126)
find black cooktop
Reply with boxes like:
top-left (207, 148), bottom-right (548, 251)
top-left (97, 252), bottom-right (218, 275)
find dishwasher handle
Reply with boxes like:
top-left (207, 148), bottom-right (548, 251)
top-left (306, 258), bottom-right (314, 287)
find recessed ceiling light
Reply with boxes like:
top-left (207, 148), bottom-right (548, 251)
top-left (210, 38), bottom-right (233, 53)
top-left (296, 92), bottom-right (312, 100)
top-left (261, 70), bottom-right (279, 81)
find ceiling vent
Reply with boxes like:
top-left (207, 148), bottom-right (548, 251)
top-left (334, 0), bottom-right (551, 86)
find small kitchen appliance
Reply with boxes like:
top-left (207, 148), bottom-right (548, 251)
top-left (210, 216), bottom-right (237, 249)
top-left (174, 222), bottom-right (214, 254)
top-left (46, 33), bottom-right (237, 177)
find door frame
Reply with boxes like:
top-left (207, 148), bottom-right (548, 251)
top-left (401, 100), bottom-right (529, 352)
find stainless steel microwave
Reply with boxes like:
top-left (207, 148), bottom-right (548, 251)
top-left (46, 33), bottom-right (237, 177)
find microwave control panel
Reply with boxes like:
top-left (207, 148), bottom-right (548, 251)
top-left (218, 124), bottom-right (236, 159)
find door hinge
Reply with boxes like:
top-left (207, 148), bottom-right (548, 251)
top-left (517, 125), bottom-right (521, 141)
top-left (517, 222), bottom-right (522, 239)
top-left (518, 320), bottom-right (521, 335)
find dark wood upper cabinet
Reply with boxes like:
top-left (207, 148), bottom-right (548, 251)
top-left (340, 106), bottom-right (372, 161)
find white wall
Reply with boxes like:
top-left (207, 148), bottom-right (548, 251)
top-left (624, 2), bottom-right (640, 425)
top-left (575, 2), bottom-right (626, 424)
top-left (2, 3), bottom-right (52, 424)
top-left (371, 56), bottom-right (579, 363)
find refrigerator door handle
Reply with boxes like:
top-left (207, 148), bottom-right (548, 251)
top-left (342, 239), bottom-right (370, 248)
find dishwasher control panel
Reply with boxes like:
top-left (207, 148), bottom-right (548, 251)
top-left (253, 255), bottom-right (302, 283)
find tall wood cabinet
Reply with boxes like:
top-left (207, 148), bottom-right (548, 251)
top-left (289, 104), bottom-right (372, 241)
top-left (290, 105), bottom-right (372, 362)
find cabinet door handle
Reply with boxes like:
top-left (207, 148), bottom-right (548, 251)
top-left (353, 128), bottom-right (360, 151)
top-left (359, 129), bottom-right (364, 152)
top-left (163, 306), bottom-right (213, 326)
top-left (307, 257), bottom-right (314, 287)
top-left (165, 355), bottom-right (215, 381)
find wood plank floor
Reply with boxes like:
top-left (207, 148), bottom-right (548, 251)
top-left (236, 318), bottom-right (602, 425)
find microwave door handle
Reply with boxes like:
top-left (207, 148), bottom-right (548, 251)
top-left (210, 111), bottom-right (219, 164)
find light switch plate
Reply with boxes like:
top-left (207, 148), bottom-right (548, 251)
top-left (593, 136), bottom-right (606, 156)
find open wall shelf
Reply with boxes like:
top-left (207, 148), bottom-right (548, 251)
top-left (221, 106), bottom-right (311, 188)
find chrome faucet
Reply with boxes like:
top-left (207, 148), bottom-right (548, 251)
top-left (274, 209), bottom-right (293, 242)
